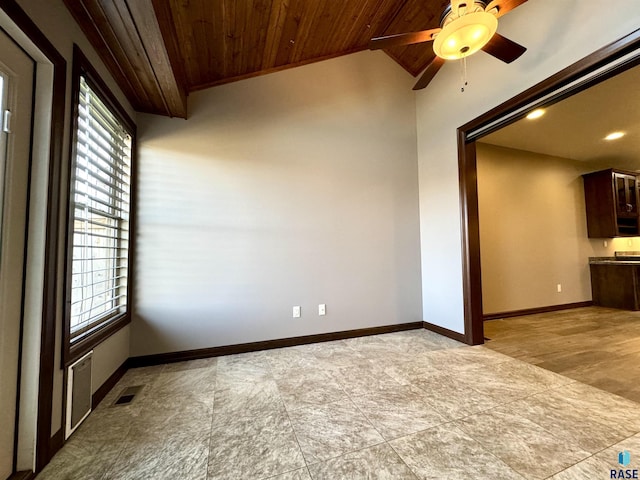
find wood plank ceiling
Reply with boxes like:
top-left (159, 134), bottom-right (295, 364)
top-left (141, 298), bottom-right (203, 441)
top-left (63, 0), bottom-right (451, 118)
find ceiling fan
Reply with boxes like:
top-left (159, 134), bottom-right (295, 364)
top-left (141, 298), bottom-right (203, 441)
top-left (369, 0), bottom-right (528, 90)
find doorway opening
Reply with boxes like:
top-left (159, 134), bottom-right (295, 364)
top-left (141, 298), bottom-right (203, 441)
top-left (458, 29), bottom-right (640, 401)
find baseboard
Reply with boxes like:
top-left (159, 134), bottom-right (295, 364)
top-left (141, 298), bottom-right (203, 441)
top-left (8, 471), bottom-right (35, 480)
top-left (422, 321), bottom-right (467, 344)
top-left (92, 359), bottom-right (128, 408)
top-left (483, 301), bottom-right (594, 321)
top-left (128, 322), bottom-right (424, 367)
top-left (49, 428), bottom-right (63, 459)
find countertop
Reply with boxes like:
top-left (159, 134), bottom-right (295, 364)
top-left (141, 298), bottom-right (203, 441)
top-left (589, 256), bottom-right (640, 266)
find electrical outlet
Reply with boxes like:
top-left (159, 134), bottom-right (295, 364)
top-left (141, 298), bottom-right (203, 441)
top-left (557, 284), bottom-right (562, 293)
top-left (293, 306), bottom-right (301, 318)
top-left (604, 240), bottom-right (608, 247)
top-left (318, 304), bottom-right (326, 316)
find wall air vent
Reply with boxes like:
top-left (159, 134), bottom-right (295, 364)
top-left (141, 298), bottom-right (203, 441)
top-left (65, 351), bottom-right (93, 439)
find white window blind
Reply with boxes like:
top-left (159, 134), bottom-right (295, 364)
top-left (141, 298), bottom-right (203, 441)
top-left (70, 75), bottom-right (132, 340)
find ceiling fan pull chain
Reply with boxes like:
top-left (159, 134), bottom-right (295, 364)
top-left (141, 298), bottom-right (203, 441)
top-left (460, 56), bottom-right (469, 92)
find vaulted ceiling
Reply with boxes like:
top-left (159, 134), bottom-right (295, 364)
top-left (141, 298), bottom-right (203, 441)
top-left (63, 0), bottom-right (451, 118)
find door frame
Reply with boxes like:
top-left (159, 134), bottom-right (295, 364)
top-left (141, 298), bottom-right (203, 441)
top-left (0, 27), bottom-right (36, 479)
top-left (0, 0), bottom-right (66, 473)
top-left (458, 28), bottom-right (640, 345)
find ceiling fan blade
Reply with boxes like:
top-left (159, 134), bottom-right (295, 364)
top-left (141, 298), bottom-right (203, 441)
top-left (482, 32), bottom-right (526, 63)
top-left (369, 28), bottom-right (441, 50)
top-left (485, 0), bottom-right (528, 18)
top-left (413, 56), bottom-right (446, 91)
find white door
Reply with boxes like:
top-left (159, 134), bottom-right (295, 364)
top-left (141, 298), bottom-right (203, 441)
top-left (0, 28), bottom-right (34, 479)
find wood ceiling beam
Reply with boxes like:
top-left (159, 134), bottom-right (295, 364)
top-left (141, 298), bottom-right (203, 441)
top-left (63, 0), bottom-right (148, 108)
top-left (63, 0), bottom-right (187, 118)
top-left (126, 0), bottom-right (187, 118)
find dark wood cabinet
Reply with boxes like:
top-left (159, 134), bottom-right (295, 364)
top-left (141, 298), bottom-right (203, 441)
top-left (615, 172), bottom-right (638, 216)
top-left (583, 168), bottom-right (640, 237)
top-left (590, 263), bottom-right (640, 310)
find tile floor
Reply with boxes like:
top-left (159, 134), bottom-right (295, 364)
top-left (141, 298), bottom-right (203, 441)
top-left (37, 329), bottom-right (640, 479)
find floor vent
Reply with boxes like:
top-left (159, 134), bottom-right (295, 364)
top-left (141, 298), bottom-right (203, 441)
top-left (112, 385), bottom-right (143, 406)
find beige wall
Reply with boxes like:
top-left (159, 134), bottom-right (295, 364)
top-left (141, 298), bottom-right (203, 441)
top-left (11, 0), bottom-right (134, 440)
top-left (132, 50), bottom-right (422, 356)
top-left (477, 143), bottom-right (640, 314)
top-left (416, 1), bottom-right (640, 333)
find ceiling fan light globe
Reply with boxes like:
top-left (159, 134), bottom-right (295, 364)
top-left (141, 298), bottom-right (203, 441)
top-left (433, 11), bottom-right (498, 60)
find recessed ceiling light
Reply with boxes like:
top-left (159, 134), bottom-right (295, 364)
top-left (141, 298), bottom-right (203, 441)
top-left (526, 109), bottom-right (545, 120)
top-left (605, 131), bottom-right (625, 141)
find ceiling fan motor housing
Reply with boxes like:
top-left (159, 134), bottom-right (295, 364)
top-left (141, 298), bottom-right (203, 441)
top-left (434, 1), bottom-right (498, 60)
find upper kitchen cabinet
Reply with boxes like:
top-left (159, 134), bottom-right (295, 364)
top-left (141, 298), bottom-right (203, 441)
top-left (583, 168), bottom-right (640, 237)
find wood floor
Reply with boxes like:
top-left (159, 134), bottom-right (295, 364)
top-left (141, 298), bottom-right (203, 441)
top-left (484, 306), bottom-right (640, 403)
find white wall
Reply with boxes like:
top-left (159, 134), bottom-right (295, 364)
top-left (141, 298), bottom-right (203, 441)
top-left (416, 1), bottom-right (640, 334)
top-left (13, 0), bottom-right (134, 438)
top-left (132, 51), bottom-right (422, 356)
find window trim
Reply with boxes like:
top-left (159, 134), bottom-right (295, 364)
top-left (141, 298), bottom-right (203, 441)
top-left (63, 45), bottom-right (137, 367)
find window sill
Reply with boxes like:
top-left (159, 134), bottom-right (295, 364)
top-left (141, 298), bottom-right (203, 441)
top-left (63, 312), bottom-right (130, 367)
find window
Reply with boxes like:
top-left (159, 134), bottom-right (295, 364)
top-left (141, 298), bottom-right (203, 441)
top-left (64, 47), bottom-right (136, 364)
